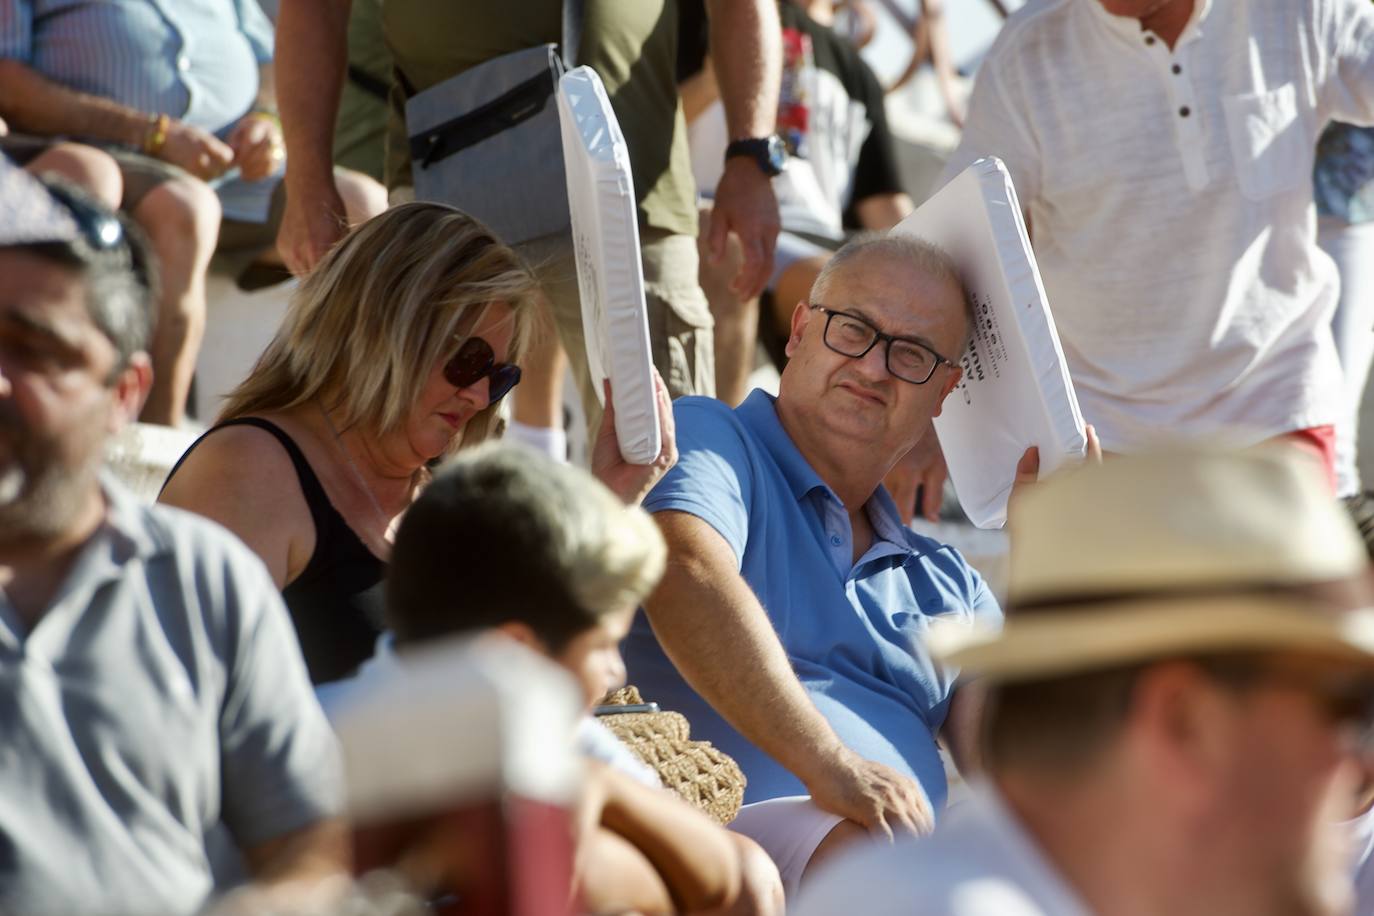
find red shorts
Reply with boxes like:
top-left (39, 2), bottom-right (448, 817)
top-left (1282, 425), bottom-right (1337, 495)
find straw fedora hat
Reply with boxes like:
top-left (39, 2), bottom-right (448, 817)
top-left (930, 445), bottom-right (1374, 682)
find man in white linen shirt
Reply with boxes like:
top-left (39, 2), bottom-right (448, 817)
top-left (940, 0), bottom-right (1374, 487)
top-left (793, 446), bottom-right (1374, 916)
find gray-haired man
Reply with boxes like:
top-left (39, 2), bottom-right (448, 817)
top-left (0, 159), bottom-right (346, 914)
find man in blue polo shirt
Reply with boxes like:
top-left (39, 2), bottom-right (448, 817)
top-left (623, 233), bottom-right (1001, 895)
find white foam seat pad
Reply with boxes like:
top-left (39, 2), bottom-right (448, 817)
top-left (331, 637), bottom-right (582, 823)
top-left (558, 66), bottom-right (661, 465)
top-left (891, 158), bottom-right (1086, 529)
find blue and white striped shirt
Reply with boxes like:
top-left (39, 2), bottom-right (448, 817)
top-left (0, 0), bottom-right (274, 137)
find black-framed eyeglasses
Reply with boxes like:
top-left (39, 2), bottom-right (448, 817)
top-left (809, 304), bottom-right (955, 385)
top-left (443, 336), bottom-right (521, 406)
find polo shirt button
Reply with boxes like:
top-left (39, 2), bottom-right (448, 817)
top-left (830, 535), bottom-right (842, 546)
top-left (1179, 106), bottom-right (1190, 117)
top-left (1172, 63), bottom-right (1182, 74)
top-left (1144, 35), bottom-right (1156, 45)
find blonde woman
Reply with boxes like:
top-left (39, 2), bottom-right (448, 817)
top-left (160, 202), bottom-right (675, 684)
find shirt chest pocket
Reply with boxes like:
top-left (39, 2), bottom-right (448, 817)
top-left (1222, 84), bottom-right (1308, 201)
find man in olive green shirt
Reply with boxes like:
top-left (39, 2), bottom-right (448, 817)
top-left (275, 0), bottom-right (782, 432)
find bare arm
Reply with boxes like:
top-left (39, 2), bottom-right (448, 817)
top-left (275, 0), bottom-right (352, 273)
top-left (0, 59), bottom-right (147, 146)
top-left (855, 192), bottom-right (915, 231)
top-left (917, 0), bottom-right (965, 126)
top-left (885, 0), bottom-right (963, 126)
top-left (594, 765), bottom-right (742, 912)
top-left (645, 511), bottom-right (933, 838)
top-left (580, 827), bottom-right (676, 915)
top-left (702, 0), bottom-right (782, 300)
top-left (243, 818), bottom-right (350, 885)
top-left (0, 60), bottom-right (233, 179)
top-left (680, 55), bottom-right (721, 125)
top-left (201, 819), bottom-right (350, 913)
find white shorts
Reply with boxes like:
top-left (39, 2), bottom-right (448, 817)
top-left (729, 796), bottom-right (844, 900)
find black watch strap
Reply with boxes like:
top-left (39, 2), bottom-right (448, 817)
top-left (725, 136), bottom-right (786, 177)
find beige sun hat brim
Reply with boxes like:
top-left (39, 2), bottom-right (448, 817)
top-left (930, 596), bottom-right (1374, 683)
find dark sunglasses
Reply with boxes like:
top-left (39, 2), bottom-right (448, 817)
top-left (443, 336), bottom-right (521, 406)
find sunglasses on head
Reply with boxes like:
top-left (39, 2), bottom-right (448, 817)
top-left (42, 178), bottom-right (134, 261)
top-left (443, 336), bottom-right (521, 406)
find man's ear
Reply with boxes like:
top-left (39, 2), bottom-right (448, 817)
top-left (1126, 662), bottom-right (1237, 812)
top-left (108, 352), bottom-right (152, 431)
top-left (783, 301), bottom-right (811, 359)
top-left (931, 364), bottom-right (962, 418)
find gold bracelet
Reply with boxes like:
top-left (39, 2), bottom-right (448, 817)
top-left (142, 113), bottom-right (170, 156)
top-left (246, 107), bottom-right (281, 128)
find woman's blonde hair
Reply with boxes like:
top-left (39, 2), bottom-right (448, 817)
top-left (219, 202), bottom-right (540, 448)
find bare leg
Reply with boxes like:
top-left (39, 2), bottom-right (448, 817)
top-left (131, 177), bottom-right (220, 426)
top-left (25, 142), bottom-right (122, 208)
top-left (698, 206), bottom-right (757, 407)
top-left (510, 292), bottom-right (568, 457)
top-left (512, 323), bottom-right (567, 427)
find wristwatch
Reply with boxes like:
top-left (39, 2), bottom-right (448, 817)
top-left (725, 135), bottom-right (787, 177)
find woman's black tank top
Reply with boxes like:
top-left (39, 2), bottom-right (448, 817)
top-left (165, 417), bottom-right (387, 684)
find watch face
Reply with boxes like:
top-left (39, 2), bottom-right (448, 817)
top-left (765, 135), bottom-right (788, 173)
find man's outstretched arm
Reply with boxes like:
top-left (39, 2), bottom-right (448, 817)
top-left (275, 0), bottom-right (352, 274)
top-left (645, 511), bottom-right (934, 839)
top-left (702, 0), bottom-right (781, 300)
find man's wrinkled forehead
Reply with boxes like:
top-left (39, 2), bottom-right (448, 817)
top-left (0, 157), bottom-right (80, 247)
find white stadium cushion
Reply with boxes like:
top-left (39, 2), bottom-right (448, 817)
top-left (331, 638), bottom-right (582, 908)
top-left (332, 637), bottom-right (582, 823)
top-left (891, 158), bottom-right (1087, 529)
top-left (558, 66), bottom-right (662, 465)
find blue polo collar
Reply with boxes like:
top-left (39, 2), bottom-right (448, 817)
top-left (737, 390), bottom-right (833, 502)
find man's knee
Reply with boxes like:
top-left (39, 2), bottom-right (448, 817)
top-left (133, 176), bottom-right (222, 254)
top-left (27, 143), bottom-right (122, 208)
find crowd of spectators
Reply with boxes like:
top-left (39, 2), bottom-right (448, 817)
top-left (5, 0), bottom-right (1374, 914)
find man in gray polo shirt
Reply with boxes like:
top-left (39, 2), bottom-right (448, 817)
top-left (0, 159), bottom-right (347, 914)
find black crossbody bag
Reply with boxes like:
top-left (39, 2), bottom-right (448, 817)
top-left (404, 1), bottom-right (583, 245)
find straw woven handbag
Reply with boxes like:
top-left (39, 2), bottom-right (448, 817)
top-left (595, 686), bottom-right (746, 825)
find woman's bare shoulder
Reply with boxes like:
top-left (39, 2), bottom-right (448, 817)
top-left (159, 416), bottom-right (317, 585)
